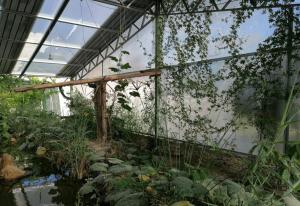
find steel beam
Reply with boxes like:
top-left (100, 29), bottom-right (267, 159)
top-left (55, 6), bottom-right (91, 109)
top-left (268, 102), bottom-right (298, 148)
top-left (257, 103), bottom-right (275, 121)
top-left (92, 0), bottom-right (154, 14)
top-left (75, 7), bottom-right (155, 79)
top-left (72, 0), bottom-right (300, 79)
top-left (159, 0), bottom-right (300, 15)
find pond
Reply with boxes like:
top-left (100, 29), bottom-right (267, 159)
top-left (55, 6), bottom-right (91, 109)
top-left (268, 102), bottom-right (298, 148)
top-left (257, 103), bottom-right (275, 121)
top-left (0, 177), bottom-right (82, 206)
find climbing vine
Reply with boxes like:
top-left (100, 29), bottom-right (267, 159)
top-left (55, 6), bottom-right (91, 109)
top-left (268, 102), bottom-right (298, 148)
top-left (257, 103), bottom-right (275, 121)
top-left (154, 0), bottom-right (300, 200)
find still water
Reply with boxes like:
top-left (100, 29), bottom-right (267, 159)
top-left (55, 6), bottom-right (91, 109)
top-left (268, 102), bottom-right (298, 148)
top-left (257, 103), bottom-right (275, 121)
top-left (0, 177), bottom-right (81, 206)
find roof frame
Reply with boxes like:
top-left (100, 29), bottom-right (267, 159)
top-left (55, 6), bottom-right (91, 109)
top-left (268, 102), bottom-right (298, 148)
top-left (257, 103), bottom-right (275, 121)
top-left (159, 0), bottom-right (300, 15)
top-left (59, 0), bottom-right (156, 78)
top-left (0, 8), bottom-right (120, 32)
top-left (0, 0), bottom-right (44, 74)
top-left (72, 8), bottom-right (154, 79)
top-left (92, 0), bottom-right (155, 14)
top-left (70, 0), bottom-right (300, 80)
top-left (1, 0), bottom-right (298, 77)
top-left (19, 0), bottom-right (71, 77)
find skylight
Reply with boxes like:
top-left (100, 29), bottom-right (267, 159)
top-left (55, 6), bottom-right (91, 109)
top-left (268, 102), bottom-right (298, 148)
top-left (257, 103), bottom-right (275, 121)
top-left (12, 0), bottom-right (117, 76)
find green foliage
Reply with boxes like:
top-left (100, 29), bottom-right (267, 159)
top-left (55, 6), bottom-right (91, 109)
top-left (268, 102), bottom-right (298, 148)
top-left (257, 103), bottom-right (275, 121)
top-left (247, 69), bottom-right (300, 198)
top-left (107, 51), bottom-right (142, 112)
top-left (154, 1), bottom-right (300, 204)
top-left (68, 91), bottom-right (96, 139)
top-left (0, 75), bottom-right (51, 152)
top-left (0, 76), bottom-right (93, 179)
top-left (111, 176), bottom-right (139, 191)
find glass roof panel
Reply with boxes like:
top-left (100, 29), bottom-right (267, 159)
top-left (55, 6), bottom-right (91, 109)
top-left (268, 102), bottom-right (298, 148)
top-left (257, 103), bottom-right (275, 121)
top-left (12, 0), bottom-right (117, 76)
top-left (44, 22), bottom-right (97, 48)
top-left (38, 0), bottom-right (64, 19)
top-left (60, 0), bottom-right (116, 28)
top-left (12, 60), bottom-right (66, 76)
top-left (26, 62), bottom-right (66, 76)
top-left (35, 45), bottom-right (79, 64)
top-left (11, 61), bottom-right (27, 75)
top-left (17, 43), bottom-right (38, 61)
top-left (25, 18), bottom-right (51, 43)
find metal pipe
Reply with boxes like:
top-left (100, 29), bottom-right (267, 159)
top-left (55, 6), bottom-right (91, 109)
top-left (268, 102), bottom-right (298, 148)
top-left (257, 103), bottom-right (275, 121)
top-left (92, 0), bottom-right (153, 14)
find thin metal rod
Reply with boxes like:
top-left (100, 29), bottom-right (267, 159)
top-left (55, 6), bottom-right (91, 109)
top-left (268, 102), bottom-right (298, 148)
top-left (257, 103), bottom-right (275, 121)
top-left (160, 3), bottom-right (300, 15)
top-left (19, 0), bottom-right (70, 77)
top-left (77, 15), bottom-right (154, 79)
top-left (92, 0), bottom-right (153, 14)
top-left (0, 58), bottom-right (83, 67)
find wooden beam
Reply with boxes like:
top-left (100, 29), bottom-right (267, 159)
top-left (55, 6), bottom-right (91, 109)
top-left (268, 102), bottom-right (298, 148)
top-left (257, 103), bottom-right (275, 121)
top-left (95, 81), bottom-right (107, 141)
top-left (15, 69), bottom-right (161, 92)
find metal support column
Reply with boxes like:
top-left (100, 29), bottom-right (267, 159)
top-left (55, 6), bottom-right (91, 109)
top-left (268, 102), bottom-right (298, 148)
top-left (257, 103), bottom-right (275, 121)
top-left (284, 7), bottom-right (294, 153)
top-left (154, 0), bottom-right (162, 147)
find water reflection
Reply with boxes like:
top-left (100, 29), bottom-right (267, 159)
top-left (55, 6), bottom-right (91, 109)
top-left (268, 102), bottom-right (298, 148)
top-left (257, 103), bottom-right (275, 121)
top-left (0, 178), bottom-right (81, 206)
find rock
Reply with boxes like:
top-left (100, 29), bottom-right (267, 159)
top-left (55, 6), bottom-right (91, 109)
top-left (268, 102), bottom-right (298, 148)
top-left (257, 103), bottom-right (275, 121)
top-left (0, 154), bottom-right (26, 181)
top-left (171, 176), bottom-right (194, 198)
top-left (223, 180), bottom-right (244, 197)
top-left (138, 175), bottom-right (150, 182)
top-left (136, 166), bottom-right (157, 176)
top-left (127, 147), bottom-right (137, 154)
top-left (145, 186), bottom-right (157, 195)
top-left (90, 163), bottom-right (108, 173)
top-left (89, 152), bottom-right (105, 162)
top-left (10, 137), bottom-right (17, 145)
top-left (283, 195), bottom-right (300, 206)
top-left (127, 154), bottom-right (137, 160)
top-left (18, 143), bottom-right (27, 151)
top-left (208, 184), bottom-right (229, 204)
top-left (36, 146), bottom-right (46, 157)
top-left (107, 158), bottom-right (124, 165)
top-left (91, 175), bottom-right (108, 194)
top-left (78, 183), bottom-right (95, 196)
top-left (109, 164), bottom-right (132, 175)
top-left (170, 168), bottom-right (187, 177)
top-left (105, 189), bottom-right (133, 203)
top-left (170, 201), bottom-right (194, 206)
top-left (115, 192), bottom-right (147, 206)
top-left (92, 174), bottom-right (105, 185)
top-left (192, 182), bottom-right (208, 199)
top-left (149, 176), bottom-right (169, 191)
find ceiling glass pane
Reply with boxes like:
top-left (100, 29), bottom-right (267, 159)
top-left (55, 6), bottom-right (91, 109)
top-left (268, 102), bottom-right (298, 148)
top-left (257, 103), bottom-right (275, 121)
top-left (17, 44), bottom-right (37, 61)
top-left (11, 61), bottom-right (27, 75)
top-left (35, 45), bottom-right (79, 64)
top-left (25, 19), bottom-right (51, 43)
top-left (44, 22), bottom-right (97, 48)
top-left (26, 62), bottom-right (65, 76)
top-left (60, 0), bottom-right (116, 28)
top-left (38, 0), bottom-right (64, 19)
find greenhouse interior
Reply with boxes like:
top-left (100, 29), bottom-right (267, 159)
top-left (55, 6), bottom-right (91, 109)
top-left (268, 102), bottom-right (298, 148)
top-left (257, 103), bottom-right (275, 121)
top-left (0, 0), bottom-right (300, 205)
